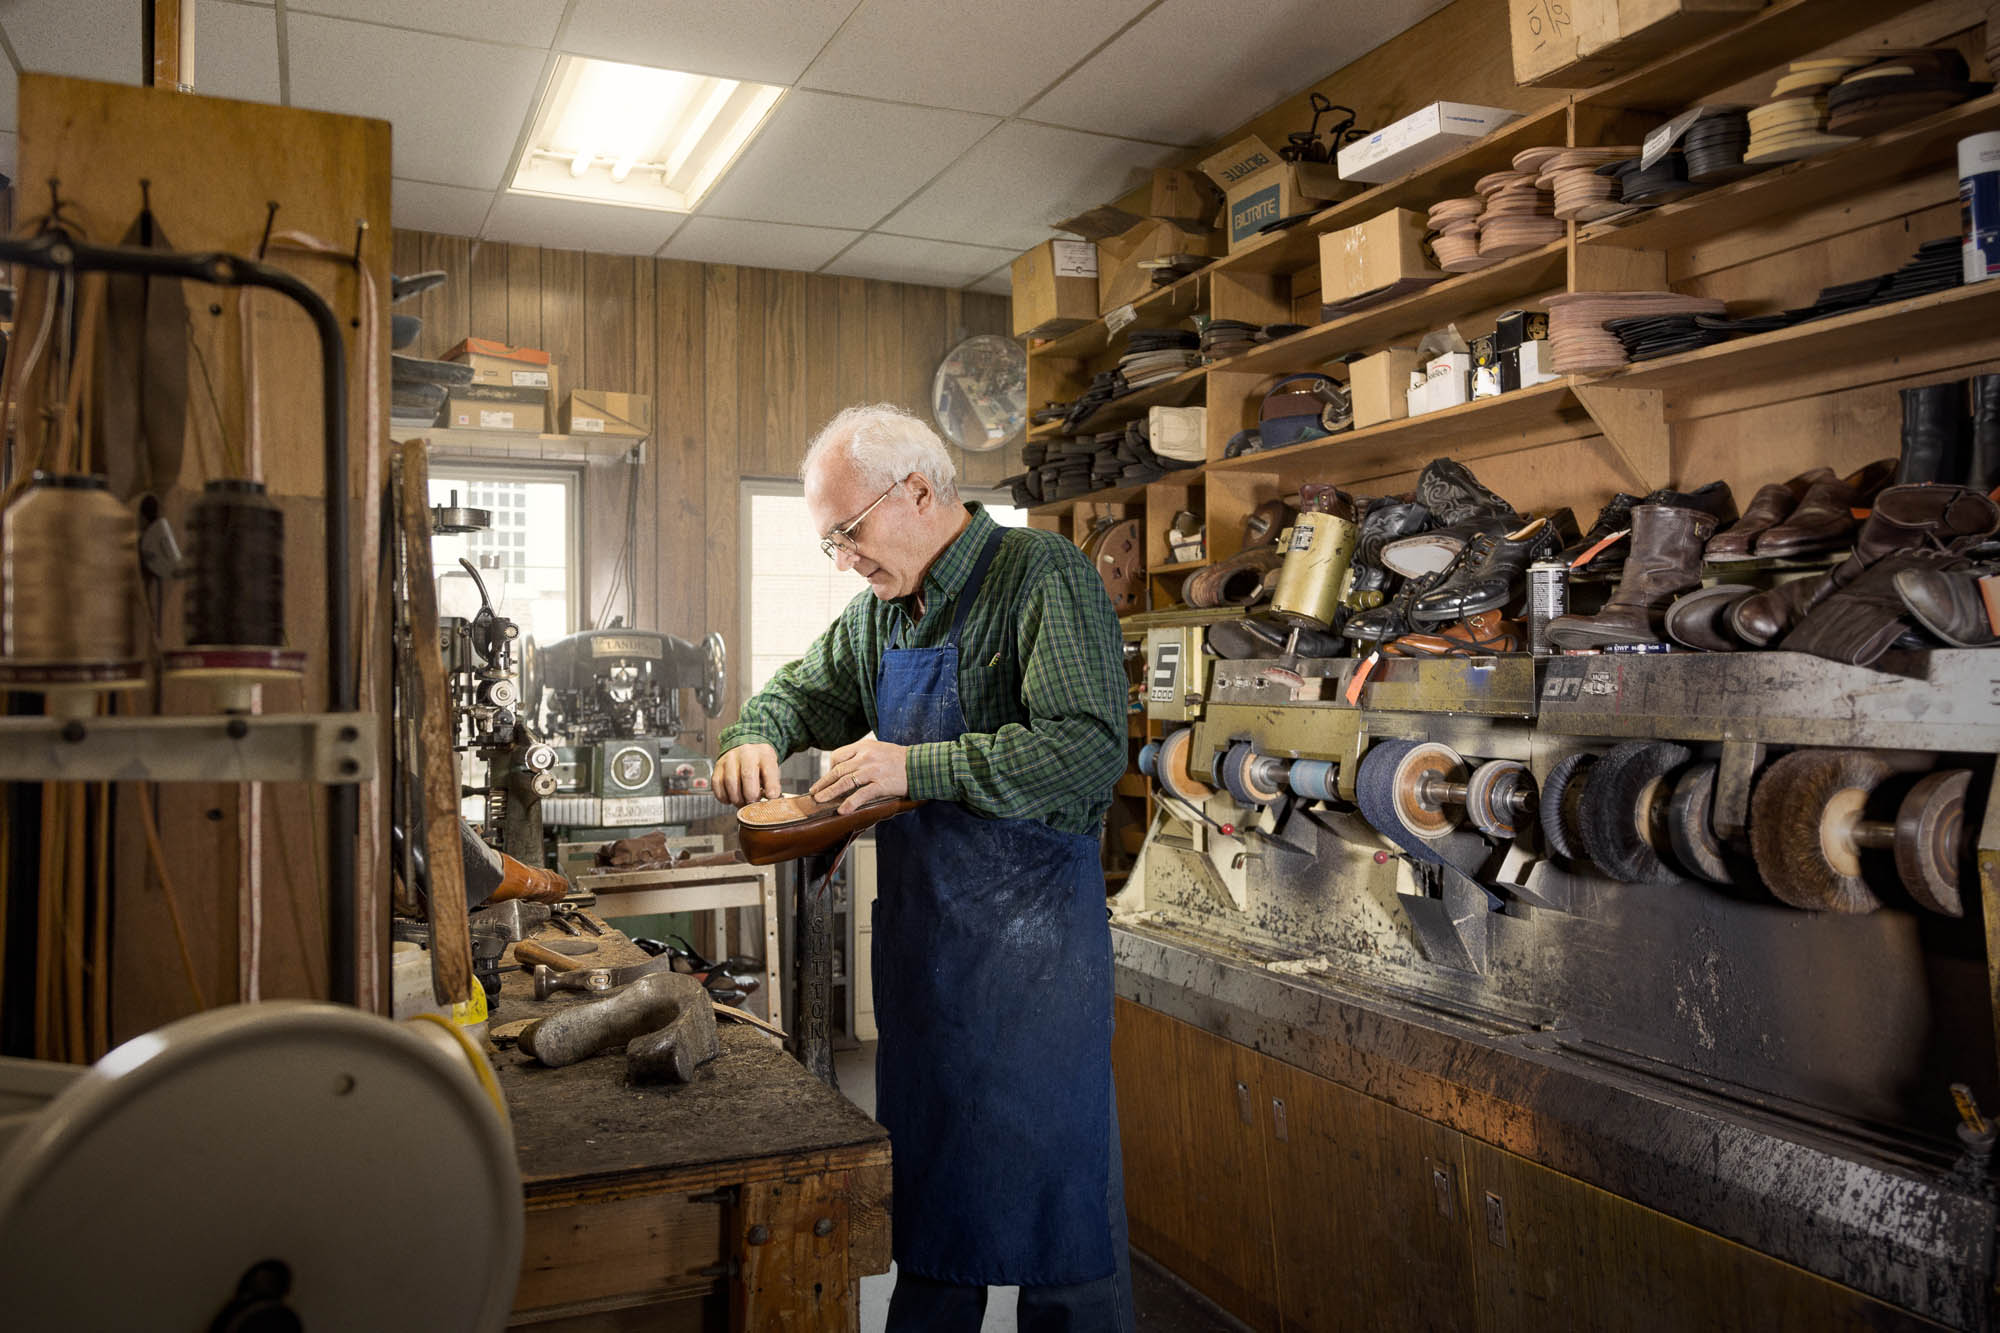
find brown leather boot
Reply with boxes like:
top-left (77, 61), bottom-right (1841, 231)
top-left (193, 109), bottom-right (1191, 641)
top-left (1183, 545), bottom-right (1282, 607)
top-left (1730, 483), bottom-right (2000, 646)
top-left (1546, 503), bottom-right (1717, 648)
top-left (1706, 467), bottom-right (1835, 561)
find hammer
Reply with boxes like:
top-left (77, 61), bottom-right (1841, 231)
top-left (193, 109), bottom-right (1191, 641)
top-left (528, 950), bottom-right (674, 1000)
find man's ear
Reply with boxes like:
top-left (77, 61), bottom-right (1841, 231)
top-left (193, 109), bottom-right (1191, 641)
top-left (905, 472), bottom-right (931, 513)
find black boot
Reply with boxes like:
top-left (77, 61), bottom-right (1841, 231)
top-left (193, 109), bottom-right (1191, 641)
top-left (1896, 380), bottom-right (1968, 486)
top-left (1970, 373), bottom-right (2000, 494)
top-left (1344, 498), bottom-right (1430, 609)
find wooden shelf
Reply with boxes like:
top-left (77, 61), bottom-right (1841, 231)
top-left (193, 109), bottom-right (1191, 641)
top-left (1152, 558), bottom-right (1210, 574)
top-left (1030, 272), bottom-right (1205, 362)
top-left (1588, 280), bottom-right (2000, 398)
top-left (1205, 379), bottom-right (1593, 487)
top-left (1217, 241), bottom-right (1569, 375)
top-left (1580, 0), bottom-right (1937, 111)
top-left (1027, 476), bottom-right (1168, 517)
top-left (1581, 91), bottom-right (2000, 253)
top-left (1065, 365), bottom-right (1209, 437)
top-left (403, 425), bottom-right (644, 465)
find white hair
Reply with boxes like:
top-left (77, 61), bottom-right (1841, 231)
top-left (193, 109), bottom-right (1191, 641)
top-left (801, 403), bottom-right (958, 500)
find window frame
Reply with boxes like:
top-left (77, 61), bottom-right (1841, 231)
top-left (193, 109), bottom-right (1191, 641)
top-left (427, 459), bottom-right (584, 639)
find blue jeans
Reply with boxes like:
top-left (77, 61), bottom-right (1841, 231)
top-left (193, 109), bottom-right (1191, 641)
top-left (885, 1106), bottom-right (1134, 1333)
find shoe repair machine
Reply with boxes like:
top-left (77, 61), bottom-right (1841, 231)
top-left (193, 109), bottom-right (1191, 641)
top-left (1125, 509), bottom-right (2000, 1329)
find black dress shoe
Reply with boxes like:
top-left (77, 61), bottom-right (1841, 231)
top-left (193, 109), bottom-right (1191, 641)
top-left (1409, 516), bottom-right (1562, 623)
top-left (1563, 493), bottom-right (1642, 575)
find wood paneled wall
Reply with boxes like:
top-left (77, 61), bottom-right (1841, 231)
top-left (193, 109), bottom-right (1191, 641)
top-left (390, 231), bottom-right (1012, 727)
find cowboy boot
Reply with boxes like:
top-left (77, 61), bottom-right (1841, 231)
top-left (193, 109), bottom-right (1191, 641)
top-left (1413, 457), bottom-right (1517, 527)
top-left (1343, 498), bottom-right (1430, 609)
top-left (1753, 458), bottom-right (1896, 559)
top-left (1896, 380), bottom-right (1968, 486)
top-left (1546, 504), bottom-right (1717, 648)
top-left (1706, 467), bottom-right (1835, 561)
top-left (1410, 515), bottom-right (1562, 623)
top-left (1730, 483), bottom-right (2000, 646)
top-left (1970, 373), bottom-right (2000, 494)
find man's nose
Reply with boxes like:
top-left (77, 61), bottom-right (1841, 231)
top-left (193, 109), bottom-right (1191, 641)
top-left (831, 544), bottom-right (862, 572)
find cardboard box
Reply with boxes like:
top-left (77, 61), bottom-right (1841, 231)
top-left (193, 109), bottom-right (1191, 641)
top-left (560, 390), bottom-right (651, 438)
top-left (1011, 239), bottom-right (1099, 338)
top-left (1199, 135), bottom-right (1349, 251)
top-left (1518, 338), bottom-right (1558, 388)
top-left (1350, 348), bottom-right (1421, 429)
top-left (444, 337), bottom-right (555, 390)
top-left (1319, 210), bottom-right (1441, 309)
top-left (1096, 218), bottom-right (1217, 315)
top-left (1411, 352), bottom-right (1472, 416)
top-left (1511, 0), bottom-right (1763, 87)
top-left (1055, 169), bottom-right (1225, 240)
top-left (445, 383), bottom-right (547, 434)
top-left (1337, 102), bottom-right (1523, 184)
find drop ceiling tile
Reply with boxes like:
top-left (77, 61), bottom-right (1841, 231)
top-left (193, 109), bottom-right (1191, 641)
top-left (2, 0), bottom-right (143, 85)
top-left (195, 0), bottom-right (281, 105)
top-left (966, 266), bottom-right (1012, 296)
top-left (798, 0), bottom-right (1153, 116)
top-left (1025, 0), bottom-right (1452, 147)
top-left (290, 0), bottom-right (568, 46)
top-left (393, 178), bottom-right (495, 235)
top-left (482, 192), bottom-right (685, 255)
top-left (288, 15), bottom-right (546, 189)
top-left (822, 234), bottom-right (1015, 288)
top-left (880, 121), bottom-right (1176, 251)
top-left (699, 92), bottom-right (995, 230)
top-left (662, 217), bottom-right (861, 272)
top-left (560, 0), bottom-right (859, 84)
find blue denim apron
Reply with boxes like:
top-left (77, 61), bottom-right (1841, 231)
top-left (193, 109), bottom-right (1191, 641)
top-left (871, 527), bottom-right (1116, 1286)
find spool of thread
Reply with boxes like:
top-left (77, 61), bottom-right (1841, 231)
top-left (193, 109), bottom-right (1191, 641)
top-left (1960, 131), bottom-right (2000, 284)
top-left (184, 479), bottom-right (286, 648)
top-left (1, 473), bottom-right (140, 666)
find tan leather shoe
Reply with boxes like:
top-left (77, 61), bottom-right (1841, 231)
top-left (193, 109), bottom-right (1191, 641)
top-left (737, 793), bottom-right (925, 865)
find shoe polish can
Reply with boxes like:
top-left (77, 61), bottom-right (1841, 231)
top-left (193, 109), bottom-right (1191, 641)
top-left (1959, 131), bottom-right (2000, 283)
top-left (1527, 561), bottom-right (1568, 658)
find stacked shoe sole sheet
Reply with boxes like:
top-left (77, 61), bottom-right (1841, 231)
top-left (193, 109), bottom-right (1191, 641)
top-left (1426, 147), bottom-right (1565, 274)
top-left (1825, 48), bottom-right (1986, 138)
top-left (1117, 329), bottom-right (1202, 390)
top-left (1681, 107), bottom-right (1754, 182)
top-left (1544, 291), bottom-right (1727, 373)
top-left (1201, 318), bottom-right (1259, 362)
top-left (1744, 56), bottom-right (1870, 164)
top-left (1538, 145), bottom-right (1637, 222)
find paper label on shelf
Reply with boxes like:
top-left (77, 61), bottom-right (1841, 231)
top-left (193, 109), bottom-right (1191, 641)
top-left (511, 369), bottom-right (550, 387)
top-left (477, 410), bottom-right (516, 429)
top-left (1051, 239), bottom-right (1098, 278)
top-left (1641, 106), bottom-right (1707, 171)
top-left (573, 417), bottom-right (605, 433)
top-left (1106, 304), bottom-right (1137, 334)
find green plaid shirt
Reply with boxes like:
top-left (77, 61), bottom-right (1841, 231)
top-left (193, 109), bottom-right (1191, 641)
top-left (718, 504), bottom-right (1127, 835)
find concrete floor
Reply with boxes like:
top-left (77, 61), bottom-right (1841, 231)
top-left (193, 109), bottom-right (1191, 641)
top-left (832, 1044), bottom-right (1246, 1333)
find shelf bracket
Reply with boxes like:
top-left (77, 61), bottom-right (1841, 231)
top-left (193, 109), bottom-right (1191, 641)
top-left (1575, 382), bottom-right (1671, 493)
top-left (0, 713), bottom-right (377, 784)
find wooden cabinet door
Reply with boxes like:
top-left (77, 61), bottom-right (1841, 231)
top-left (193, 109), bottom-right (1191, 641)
top-left (1460, 1136), bottom-right (1940, 1333)
top-left (1113, 998), bottom-right (1281, 1330)
top-left (1258, 1054), bottom-right (1480, 1331)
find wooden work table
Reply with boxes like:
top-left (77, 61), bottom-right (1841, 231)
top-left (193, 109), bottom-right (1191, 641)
top-left (490, 919), bottom-right (891, 1330)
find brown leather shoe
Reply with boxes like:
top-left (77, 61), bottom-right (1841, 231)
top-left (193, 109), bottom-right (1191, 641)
top-left (1753, 459), bottom-right (1895, 558)
top-left (1706, 468), bottom-right (1835, 561)
top-left (1730, 482), bottom-right (2000, 646)
top-left (1663, 583), bottom-right (1756, 651)
top-left (1546, 504), bottom-right (1717, 648)
top-left (1896, 560), bottom-right (1998, 646)
top-left (1385, 609), bottom-right (1520, 657)
top-left (1183, 544), bottom-right (1283, 607)
top-left (737, 793), bottom-right (925, 864)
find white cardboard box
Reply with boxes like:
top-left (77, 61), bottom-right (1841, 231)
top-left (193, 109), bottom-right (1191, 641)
top-left (1337, 102), bottom-right (1523, 184)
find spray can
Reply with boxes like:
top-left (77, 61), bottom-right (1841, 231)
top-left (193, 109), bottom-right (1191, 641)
top-left (1960, 131), bottom-right (2000, 284)
top-left (1527, 560), bottom-right (1568, 658)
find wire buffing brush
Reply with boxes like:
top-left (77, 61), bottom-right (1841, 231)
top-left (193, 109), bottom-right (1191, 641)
top-left (1538, 752), bottom-right (1594, 862)
top-left (1750, 750), bottom-right (1971, 915)
top-left (1577, 740), bottom-right (1693, 884)
top-left (1663, 760), bottom-right (1742, 886)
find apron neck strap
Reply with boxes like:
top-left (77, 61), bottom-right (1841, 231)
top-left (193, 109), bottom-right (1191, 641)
top-left (945, 527), bottom-right (1006, 647)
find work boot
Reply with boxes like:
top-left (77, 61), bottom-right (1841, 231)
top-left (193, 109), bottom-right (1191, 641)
top-left (1895, 380), bottom-right (1968, 486)
top-left (1753, 458), bottom-right (1896, 559)
top-left (1785, 547), bottom-right (1972, 666)
top-left (1546, 504), bottom-right (1717, 648)
top-left (1970, 373), bottom-right (2000, 494)
top-left (1706, 467), bottom-right (1835, 561)
top-left (1730, 483), bottom-right (2000, 646)
top-left (1343, 498), bottom-right (1430, 608)
top-left (1183, 545), bottom-right (1283, 608)
top-left (1410, 516), bottom-right (1562, 623)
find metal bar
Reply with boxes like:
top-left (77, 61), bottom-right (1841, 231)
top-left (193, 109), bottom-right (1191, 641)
top-left (0, 715), bottom-right (375, 784)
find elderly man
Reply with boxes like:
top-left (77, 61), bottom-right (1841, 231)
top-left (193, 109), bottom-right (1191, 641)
top-left (714, 403), bottom-right (1134, 1331)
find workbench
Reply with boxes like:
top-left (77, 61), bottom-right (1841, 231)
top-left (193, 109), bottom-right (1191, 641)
top-left (490, 921), bottom-right (891, 1330)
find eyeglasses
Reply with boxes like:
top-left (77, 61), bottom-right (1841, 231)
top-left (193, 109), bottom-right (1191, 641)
top-left (819, 481), bottom-right (900, 560)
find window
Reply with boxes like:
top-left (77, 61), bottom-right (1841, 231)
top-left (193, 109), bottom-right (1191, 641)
top-left (429, 466), bottom-right (579, 643)
top-left (739, 482), bottom-right (1025, 694)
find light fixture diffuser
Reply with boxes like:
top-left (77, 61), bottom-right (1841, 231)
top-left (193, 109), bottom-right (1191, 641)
top-left (509, 56), bottom-right (784, 212)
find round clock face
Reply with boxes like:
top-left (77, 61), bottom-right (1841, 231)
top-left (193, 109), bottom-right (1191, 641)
top-left (931, 334), bottom-right (1027, 454)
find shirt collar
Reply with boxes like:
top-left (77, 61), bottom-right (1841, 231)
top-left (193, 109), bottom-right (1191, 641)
top-left (915, 503), bottom-right (992, 608)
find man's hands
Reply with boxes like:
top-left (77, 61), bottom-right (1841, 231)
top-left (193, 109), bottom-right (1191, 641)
top-left (810, 738), bottom-right (910, 815)
top-left (715, 743), bottom-right (781, 806)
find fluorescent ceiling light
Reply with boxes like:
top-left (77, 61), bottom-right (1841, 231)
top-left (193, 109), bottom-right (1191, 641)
top-left (510, 56), bottom-right (784, 212)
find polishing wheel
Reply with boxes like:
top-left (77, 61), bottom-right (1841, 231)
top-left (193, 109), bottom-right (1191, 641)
top-left (1752, 750), bottom-right (1972, 914)
top-left (1577, 740), bottom-right (1692, 883)
top-left (1355, 740), bottom-right (1445, 866)
top-left (1288, 758), bottom-right (1340, 803)
top-left (1390, 742), bottom-right (1468, 840)
top-left (1155, 727), bottom-right (1214, 804)
top-left (1538, 753), bottom-right (1593, 862)
top-left (1221, 740), bottom-right (1290, 807)
top-left (1663, 760), bottom-right (1736, 885)
top-left (1463, 759), bottom-right (1536, 840)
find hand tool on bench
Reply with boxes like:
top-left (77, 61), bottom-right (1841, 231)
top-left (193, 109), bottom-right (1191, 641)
top-left (531, 953), bottom-right (675, 1000)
